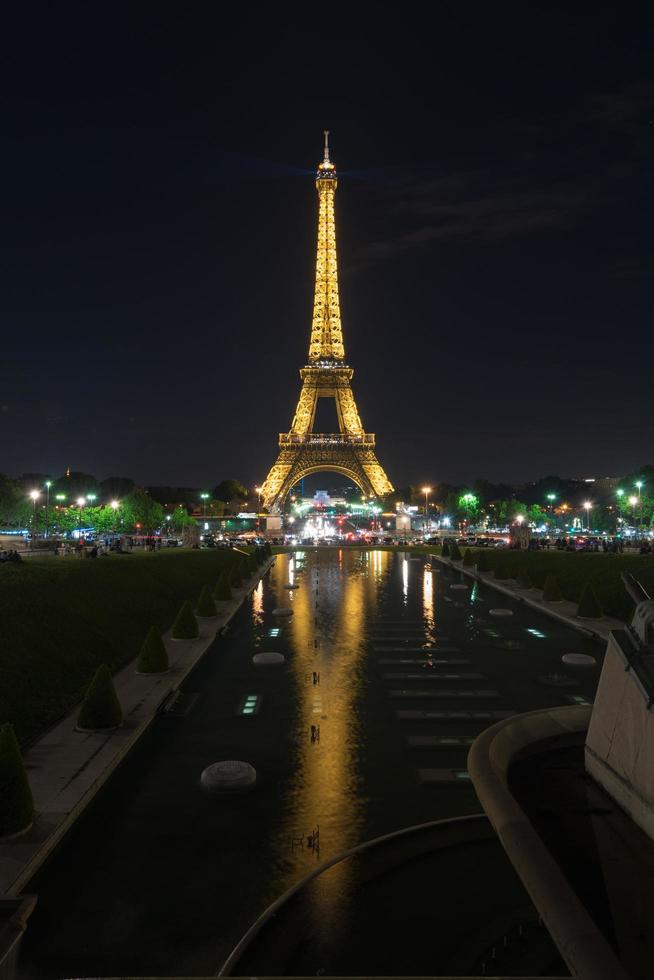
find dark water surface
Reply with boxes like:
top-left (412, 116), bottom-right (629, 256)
top-left (19, 550), bottom-right (601, 977)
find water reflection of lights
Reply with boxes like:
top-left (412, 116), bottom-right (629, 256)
top-left (252, 580), bottom-right (264, 619)
top-left (402, 557), bottom-right (409, 600)
top-left (303, 516), bottom-right (335, 539)
top-left (422, 566), bottom-right (433, 624)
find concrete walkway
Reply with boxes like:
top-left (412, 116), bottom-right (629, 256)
top-left (431, 555), bottom-right (623, 641)
top-left (0, 559), bottom-right (275, 898)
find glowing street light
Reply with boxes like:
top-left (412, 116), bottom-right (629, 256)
top-left (635, 481), bottom-right (644, 530)
top-left (629, 494), bottom-right (638, 526)
top-left (422, 486), bottom-right (432, 532)
top-left (200, 492), bottom-right (210, 518)
top-left (515, 513), bottom-right (525, 525)
top-left (29, 490), bottom-right (40, 538)
top-left (255, 485), bottom-right (263, 512)
top-left (583, 500), bottom-right (592, 531)
top-left (44, 480), bottom-right (52, 538)
top-left (76, 496), bottom-right (86, 539)
top-left (111, 499), bottom-right (120, 535)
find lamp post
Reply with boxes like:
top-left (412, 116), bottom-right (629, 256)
top-left (255, 485), bottom-right (263, 513)
top-left (422, 486), bottom-right (432, 534)
top-left (111, 500), bottom-right (119, 536)
top-left (583, 500), bottom-right (592, 532)
top-left (200, 492), bottom-right (210, 518)
top-left (616, 489), bottom-right (624, 533)
top-left (44, 481), bottom-right (52, 538)
top-left (29, 490), bottom-right (40, 539)
top-left (629, 495), bottom-right (638, 530)
top-left (76, 497), bottom-right (85, 540)
top-left (635, 481), bottom-right (644, 531)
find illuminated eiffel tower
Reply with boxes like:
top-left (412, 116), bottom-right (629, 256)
top-left (261, 134), bottom-right (393, 513)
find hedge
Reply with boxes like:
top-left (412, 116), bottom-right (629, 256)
top-left (449, 543), bottom-right (462, 561)
top-left (195, 585), bottom-right (217, 618)
top-left (577, 582), bottom-right (603, 619)
top-left (542, 573), bottom-right (563, 602)
top-left (213, 572), bottom-right (232, 602)
top-left (0, 550), bottom-right (241, 745)
top-left (136, 627), bottom-right (169, 674)
top-left (77, 664), bottom-right (123, 730)
top-left (172, 600), bottom-right (199, 639)
top-left (0, 723), bottom-right (34, 837)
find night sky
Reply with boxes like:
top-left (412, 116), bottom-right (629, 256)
top-left (2, 6), bottom-right (652, 490)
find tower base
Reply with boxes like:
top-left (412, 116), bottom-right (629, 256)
top-left (262, 442), bottom-right (392, 514)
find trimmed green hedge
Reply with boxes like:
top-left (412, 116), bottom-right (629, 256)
top-left (542, 573), bottom-right (564, 602)
top-left (462, 549), bottom-right (475, 567)
top-left (0, 723), bottom-right (34, 836)
top-left (577, 582), bottom-right (603, 619)
top-left (136, 627), bottom-right (169, 674)
top-left (437, 550), bottom-right (654, 622)
top-left (449, 543), bottom-right (462, 561)
top-left (78, 664), bottom-right (123, 731)
top-left (441, 542), bottom-right (450, 557)
top-left (476, 552), bottom-right (490, 573)
top-left (195, 585), bottom-right (216, 618)
top-left (213, 572), bottom-right (232, 602)
top-left (0, 550), bottom-right (241, 744)
top-left (172, 601), bottom-right (199, 639)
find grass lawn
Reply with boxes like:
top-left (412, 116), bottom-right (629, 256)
top-left (461, 548), bottom-right (654, 622)
top-left (0, 550), bottom-right (245, 746)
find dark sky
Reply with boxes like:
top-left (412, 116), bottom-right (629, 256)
top-left (2, 5), bottom-right (652, 489)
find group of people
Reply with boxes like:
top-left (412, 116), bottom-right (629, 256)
top-left (0, 549), bottom-right (23, 563)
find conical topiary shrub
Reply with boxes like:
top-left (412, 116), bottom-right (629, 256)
top-left (196, 584), bottom-right (217, 617)
top-left (494, 566), bottom-right (509, 580)
top-left (136, 627), bottom-right (169, 674)
top-left (517, 568), bottom-right (533, 589)
top-left (172, 600), bottom-right (199, 639)
top-left (577, 582), bottom-right (603, 619)
top-left (462, 549), bottom-right (475, 567)
top-left (77, 664), bottom-right (123, 731)
top-left (0, 723), bottom-right (34, 838)
top-left (213, 571), bottom-right (232, 602)
top-left (229, 562), bottom-right (242, 588)
top-left (477, 551), bottom-right (490, 573)
top-left (450, 542), bottom-right (462, 561)
top-left (441, 542), bottom-right (450, 557)
top-left (543, 573), bottom-right (563, 602)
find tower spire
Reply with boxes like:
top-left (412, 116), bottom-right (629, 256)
top-left (309, 132), bottom-right (343, 361)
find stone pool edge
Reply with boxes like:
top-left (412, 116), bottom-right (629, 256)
top-left (430, 555), bottom-right (622, 641)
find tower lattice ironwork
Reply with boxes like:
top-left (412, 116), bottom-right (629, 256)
top-left (261, 134), bottom-right (393, 513)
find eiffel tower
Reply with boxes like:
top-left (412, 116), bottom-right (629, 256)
top-left (261, 134), bottom-right (393, 514)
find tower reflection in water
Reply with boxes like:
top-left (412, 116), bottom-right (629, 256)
top-left (271, 549), bottom-right (391, 936)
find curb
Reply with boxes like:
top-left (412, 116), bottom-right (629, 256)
top-left (430, 555), bottom-right (619, 641)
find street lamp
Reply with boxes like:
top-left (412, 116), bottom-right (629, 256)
top-left (200, 492), bottom-right (210, 518)
top-left (44, 481), bottom-right (52, 538)
top-left (29, 490), bottom-right (40, 538)
top-left (111, 499), bottom-right (119, 536)
top-left (635, 481), bottom-right (644, 531)
top-left (255, 485), bottom-right (263, 512)
top-left (583, 500), bottom-right (592, 532)
top-left (629, 495), bottom-right (638, 527)
top-left (422, 486), bottom-right (432, 533)
top-left (76, 496), bottom-right (85, 539)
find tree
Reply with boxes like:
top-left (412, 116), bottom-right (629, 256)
top-left (122, 488), bottom-right (165, 534)
top-left (213, 480), bottom-right (248, 503)
top-left (458, 492), bottom-right (479, 521)
top-left (52, 471), bottom-right (100, 499)
top-left (168, 506), bottom-right (196, 532)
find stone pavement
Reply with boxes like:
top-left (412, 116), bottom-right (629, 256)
top-left (431, 555), bottom-right (624, 641)
top-left (0, 559), bottom-right (274, 898)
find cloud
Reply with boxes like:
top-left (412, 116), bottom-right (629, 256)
top-left (359, 170), bottom-right (595, 261)
top-left (585, 80), bottom-right (654, 130)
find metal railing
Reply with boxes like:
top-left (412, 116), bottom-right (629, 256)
top-left (279, 432), bottom-right (375, 447)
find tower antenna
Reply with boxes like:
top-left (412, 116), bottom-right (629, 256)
top-left (323, 130), bottom-right (330, 165)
